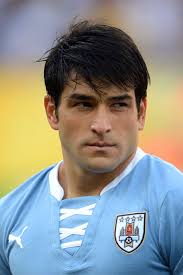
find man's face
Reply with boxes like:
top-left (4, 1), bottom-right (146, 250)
top-left (45, 81), bottom-right (146, 174)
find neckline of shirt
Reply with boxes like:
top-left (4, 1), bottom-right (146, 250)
top-left (49, 147), bottom-right (146, 201)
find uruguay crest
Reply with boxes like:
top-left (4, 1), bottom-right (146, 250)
top-left (115, 212), bottom-right (146, 253)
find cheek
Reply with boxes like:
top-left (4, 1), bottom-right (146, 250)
top-left (115, 119), bottom-right (139, 150)
top-left (117, 115), bottom-right (139, 134)
top-left (59, 115), bottom-right (84, 140)
top-left (127, 120), bottom-right (139, 139)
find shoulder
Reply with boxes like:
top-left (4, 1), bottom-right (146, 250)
top-left (0, 163), bottom-right (57, 271)
top-left (139, 153), bottom-right (183, 188)
top-left (135, 153), bottom-right (183, 213)
top-left (0, 163), bottom-right (56, 227)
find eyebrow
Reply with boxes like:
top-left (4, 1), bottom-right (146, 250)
top-left (66, 93), bottom-right (133, 102)
top-left (67, 94), bottom-right (96, 101)
top-left (107, 95), bottom-right (132, 101)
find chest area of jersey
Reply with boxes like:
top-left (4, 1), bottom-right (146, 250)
top-left (7, 193), bottom-right (154, 275)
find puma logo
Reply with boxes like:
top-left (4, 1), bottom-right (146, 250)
top-left (8, 226), bottom-right (28, 248)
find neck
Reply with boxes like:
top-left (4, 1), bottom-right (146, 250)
top-left (58, 152), bottom-right (136, 199)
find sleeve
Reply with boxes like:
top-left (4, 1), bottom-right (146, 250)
top-left (0, 254), bottom-right (12, 275)
top-left (0, 200), bottom-right (12, 275)
top-left (159, 187), bottom-right (183, 275)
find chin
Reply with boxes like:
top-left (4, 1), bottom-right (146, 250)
top-left (83, 158), bottom-right (121, 174)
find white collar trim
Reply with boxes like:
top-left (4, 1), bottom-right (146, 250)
top-left (100, 147), bottom-right (145, 195)
top-left (49, 161), bottom-right (64, 201)
top-left (49, 147), bottom-right (146, 201)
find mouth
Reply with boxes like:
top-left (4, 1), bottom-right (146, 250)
top-left (86, 142), bottom-right (115, 148)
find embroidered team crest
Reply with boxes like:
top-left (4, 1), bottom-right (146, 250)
top-left (115, 212), bottom-right (146, 253)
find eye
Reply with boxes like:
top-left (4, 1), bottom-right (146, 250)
top-left (111, 102), bottom-right (128, 110)
top-left (75, 102), bottom-right (93, 110)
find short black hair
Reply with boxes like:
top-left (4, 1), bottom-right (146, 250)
top-left (41, 20), bottom-right (150, 109)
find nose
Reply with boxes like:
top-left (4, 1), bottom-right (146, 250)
top-left (90, 105), bottom-right (112, 135)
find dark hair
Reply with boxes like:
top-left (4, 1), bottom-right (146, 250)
top-left (41, 20), bottom-right (150, 109)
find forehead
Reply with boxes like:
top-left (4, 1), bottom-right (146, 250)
top-left (62, 80), bottom-right (135, 100)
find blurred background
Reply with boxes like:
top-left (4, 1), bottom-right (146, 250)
top-left (0, 0), bottom-right (183, 197)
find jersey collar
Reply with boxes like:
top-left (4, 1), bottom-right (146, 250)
top-left (49, 147), bottom-right (146, 201)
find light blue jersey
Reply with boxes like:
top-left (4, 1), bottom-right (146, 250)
top-left (1, 148), bottom-right (183, 275)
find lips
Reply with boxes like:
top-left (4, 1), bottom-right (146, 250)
top-left (86, 142), bottom-right (115, 147)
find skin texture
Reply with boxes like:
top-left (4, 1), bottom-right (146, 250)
top-left (44, 80), bottom-right (147, 198)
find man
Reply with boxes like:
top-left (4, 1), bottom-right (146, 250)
top-left (0, 20), bottom-right (183, 275)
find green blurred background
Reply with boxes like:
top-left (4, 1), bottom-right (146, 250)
top-left (0, 0), bottom-right (183, 197)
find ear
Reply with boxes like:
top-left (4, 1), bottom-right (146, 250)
top-left (44, 95), bottom-right (59, 130)
top-left (138, 97), bottom-right (147, 131)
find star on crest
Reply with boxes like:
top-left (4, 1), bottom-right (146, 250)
top-left (138, 215), bottom-right (143, 221)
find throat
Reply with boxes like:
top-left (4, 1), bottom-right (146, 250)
top-left (58, 162), bottom-right (126, 199)
top-left (60, 172), bottom-right (108, 199)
